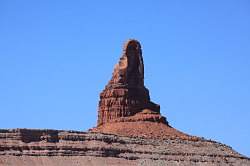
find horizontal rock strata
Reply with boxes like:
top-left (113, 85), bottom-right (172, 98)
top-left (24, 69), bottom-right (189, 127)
top-left (0, 129), bottom-right (249, 166)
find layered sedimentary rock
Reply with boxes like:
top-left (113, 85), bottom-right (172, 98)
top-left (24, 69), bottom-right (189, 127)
top-left (0, 129), bottom-right (249, 166)
top-left (1, 40), bottom-right (249, 166)
top-left (97, 40), bottom-right (164, 126)
top-left (94, 40), bottom-right (189, 139)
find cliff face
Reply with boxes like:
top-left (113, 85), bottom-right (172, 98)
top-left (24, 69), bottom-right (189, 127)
top-left (0, 129), bottom-right (249, 166)
top-left (1, 40), bottom-right (249, 166)
top-left (97, 40), bottom-right (163, 127)
top-left (94, 40), bottom-right (175, 139)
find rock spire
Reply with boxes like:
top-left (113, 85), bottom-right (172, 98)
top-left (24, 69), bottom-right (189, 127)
top-left (92, 40), bottom-right (194, 139)
top-left (97, 39), bottom-right (167, 126)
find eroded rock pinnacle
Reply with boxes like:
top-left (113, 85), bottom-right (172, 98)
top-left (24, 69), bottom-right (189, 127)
top-left (97, 39), bottom-right (167, 126)
top-left (92, 40), bottom-right (198, 139)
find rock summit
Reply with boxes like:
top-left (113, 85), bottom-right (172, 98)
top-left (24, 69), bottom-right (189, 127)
top-left (92, 39), bottom-right (196, 140)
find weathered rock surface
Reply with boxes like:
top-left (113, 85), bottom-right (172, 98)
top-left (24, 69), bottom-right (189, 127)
top-left (97, 40), bottom-right (164, 127)
top-left (1, 40), bottom-right (249, 165)
top-left (0, 129), bottom-right (249, 166)
top-left (94, 39), bottom-right (179, 140)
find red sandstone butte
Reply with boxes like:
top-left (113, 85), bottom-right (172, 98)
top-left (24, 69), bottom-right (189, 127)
top-left (91, 39), bottom-right (196, 140)
top-left (1, 40), bottom-right (250, 166)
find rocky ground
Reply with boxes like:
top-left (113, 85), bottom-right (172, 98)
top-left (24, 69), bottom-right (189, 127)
top-left (0, 129), bottom-right (249, 166)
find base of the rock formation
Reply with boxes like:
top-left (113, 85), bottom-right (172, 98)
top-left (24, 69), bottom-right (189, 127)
top-left (0, 129), bottom-right (249, 166)
top-left (91, 121), bottom-right (199, 141)
top-left (92, 108), bottom-right (199, 140)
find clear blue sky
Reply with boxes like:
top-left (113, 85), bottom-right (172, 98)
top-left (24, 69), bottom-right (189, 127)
top-left (0, 0), bottom-right (249, 157)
